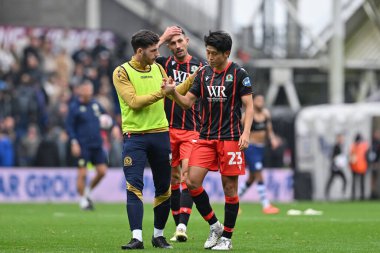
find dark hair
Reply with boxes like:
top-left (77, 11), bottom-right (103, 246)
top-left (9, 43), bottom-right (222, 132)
top-left (204, 31), bottom-right (232, 53)
top-left (176, 26), bottom-right (186, 35)
top-left (355, 133), bottom-right (362, 142)
top-left (131, 30), bottom-right (160, 53)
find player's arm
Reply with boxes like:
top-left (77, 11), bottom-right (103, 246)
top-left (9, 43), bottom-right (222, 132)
top-left (172, 90), bottom-right (197, 110)
top-left (113, 66), bottom-right (164, 110)
top-left (240, 111), bottom-right (246, 126)
top-left (65, 103), bottom-right (77, 143)
top-left (239, 95), bottom-right (254, 150)
top-left (265, 109), bottom-right (279, 149)
top-left (65, 104), bottom-right (81, 156)
top-left (237, 67), bottom-right (254, 150)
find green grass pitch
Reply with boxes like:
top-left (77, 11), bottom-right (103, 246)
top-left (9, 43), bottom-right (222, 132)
top-left (1, 202), bottom-right (379, 252)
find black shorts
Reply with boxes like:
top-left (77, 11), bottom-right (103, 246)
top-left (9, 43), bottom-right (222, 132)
top-left (76, 146), bottom-right (107, 168)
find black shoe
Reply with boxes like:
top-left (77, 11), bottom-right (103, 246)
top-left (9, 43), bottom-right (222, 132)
top-left (121, 238), bottom-right (144, 250)
top-left (152, 236), bottom-right (173, 249)
top-left (81, 200), bottom-right (94, 211)
top-left (80, 197), bottom-right (94, 211)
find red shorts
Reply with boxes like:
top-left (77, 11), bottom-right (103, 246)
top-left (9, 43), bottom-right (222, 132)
top-left (188, 139), bottom-right (245, 176)
top-left (170, 128), bottom-right (199, 167)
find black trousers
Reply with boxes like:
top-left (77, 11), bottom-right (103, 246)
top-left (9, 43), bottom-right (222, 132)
top-left (325, 170), bottom-right (347, 199)
top-left (351, 172), bottom-right (365, 200)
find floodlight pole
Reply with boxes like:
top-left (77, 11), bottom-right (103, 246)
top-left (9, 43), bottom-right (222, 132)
top-left (329, 0), bottom-right (345, 104)
top-left (86, 0), bottom-right (100, 29)
top-left (217, 0), bottom-right (237, 62)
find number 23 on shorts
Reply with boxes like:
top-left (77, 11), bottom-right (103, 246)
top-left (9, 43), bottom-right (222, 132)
top-left (221, 141), bottom-right (245, 175)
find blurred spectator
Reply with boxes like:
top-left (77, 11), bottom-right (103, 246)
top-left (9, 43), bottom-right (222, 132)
top-left (91, 38), bottom-right (108, 60)
top-left (55, 47), bottom-right (74, 86)
top-left (0, 81), bottom-right (14, 119)
top-left (34, 127), bottom-right (60, 167)
top-left (22, 35), bottom-right (42, 68)
top-left (72, 40), bottom-right (90, 64)
top-left (2, 116), bottom-right (16, 147)
top-left (44, 72), bottom-right (63, 105)
top-left (85, 67), bottom-right (100, 95)
top-left (349, 133), bottom-right (369, 200)
top-left (0, 119), bottom-right (14, 167)
top-left (17, 124), bottom-right (40, 166)
top-left (70, 63), bottom-right (86, 87)
top-left (13, 73), bottom-right (40, 136)
top-left (58, 29), bottom-right (77, 55)
top-left (41, 39), bottom-right (58, 75)
top-left (369, 129), bottom-right (380, 199)
top-left (48, 89), bottom-right (70, 129)
top-left (21, 53), bottom-right (43, 86)
top-left (0, 44), bottom-right (16, 75)
top-left (56, 128), bottom-right (69, 167)
top-left (95, 76), bottom-right (113, 114)
top-left (325, 134), bottom-right (347, 200)
top-left (108, 126), bottom-right (123, 167)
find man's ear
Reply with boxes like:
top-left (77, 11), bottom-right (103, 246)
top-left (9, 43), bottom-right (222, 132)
top-left (224, 50), bottom-right (231, 58)
top-left (137, 48), bottom-right (143, 55)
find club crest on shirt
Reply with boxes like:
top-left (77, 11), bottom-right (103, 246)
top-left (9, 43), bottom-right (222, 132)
top-left (191, 65), bottom-right (198, 73)
top-left (205, 76), bottom-right (210, 81)
top-left (124, 156), bottom-right (133, 166)
top-left (172, 61), bottom-right (176, 66)
top-left (225, 74), bottom-right (233, 82)
top-left (78, 159), bottom-right (86, 167)
top-left (92, 103), bottom-right (101, 116)
top-left (79, 106), bottom-right (86, 112)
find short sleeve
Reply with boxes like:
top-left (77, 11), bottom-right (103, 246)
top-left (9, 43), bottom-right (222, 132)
top-left (155, 56), bottom-right (167, 67)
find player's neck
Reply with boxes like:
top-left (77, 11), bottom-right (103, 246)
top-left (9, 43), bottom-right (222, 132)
top-left (132, 55), bottom-right (150, 70)
top-left (174, 54), bottom-right (191, 63)
top-left (213, 60), bottom-right (230, 73)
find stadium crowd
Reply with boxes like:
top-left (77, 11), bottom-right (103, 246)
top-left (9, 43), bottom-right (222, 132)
top-left (0, 32), bottom-right (125, 167)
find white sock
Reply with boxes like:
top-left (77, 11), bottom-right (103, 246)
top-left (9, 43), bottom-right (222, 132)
top-left (84, 186), bottom-right (91, 198)
top-left (177, 223), bottom-right (187, 232)
top-left (257, 183), bottom-right (270, 208)
top-left (210, 221), bottom-right (221, 230)
top-left (132, 229), bottom-right (143, 242)
top-left (153, 228), bottom-right (164, 238)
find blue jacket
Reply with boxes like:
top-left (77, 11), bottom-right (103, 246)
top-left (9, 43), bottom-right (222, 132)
top-left (66, 98), bottom-right (105, 148)
top-left (0, 136), bottom-right (14, 167)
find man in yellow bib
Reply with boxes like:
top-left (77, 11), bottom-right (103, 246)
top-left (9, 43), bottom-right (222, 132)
top-left (113, 29), bottom-right (197, 250)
